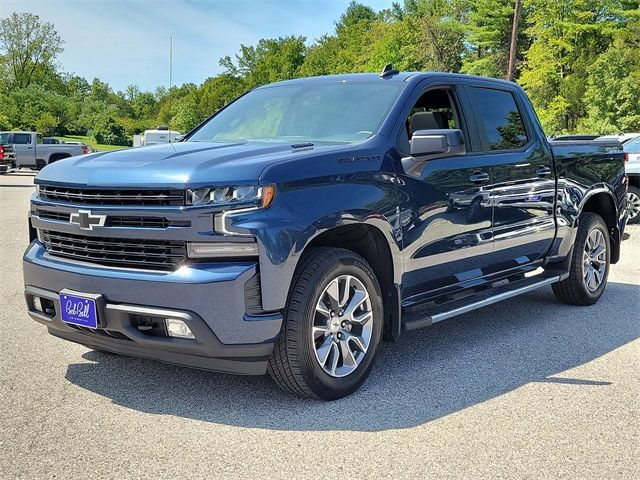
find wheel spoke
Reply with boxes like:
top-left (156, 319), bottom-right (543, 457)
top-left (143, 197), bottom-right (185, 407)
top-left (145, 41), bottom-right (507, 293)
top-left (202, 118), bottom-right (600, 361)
top-left (344, 289), bottom-right (368, 318)
top-left (339, 340), bottom-right (357, 368)
top-left (325, 278), bottom-right (340, 309)
top-left (346, 333), bottom-right (367, 353)
top-left (338, 275), bottom-right (351, 308)
top-left (592, 244), bottom-right (605, 259)
top-left (351, 310), bottom-right (373, 326)
top-left (315, 335), bottom-right (333, 366)
top-left (313, 325), bottom-right (329, 339)
top-left (328, 343), bottom-right (339, 375)
top-left (593, 268), bottom-right (602, 284)
top-left (316, 302), bottom-right (331, 318)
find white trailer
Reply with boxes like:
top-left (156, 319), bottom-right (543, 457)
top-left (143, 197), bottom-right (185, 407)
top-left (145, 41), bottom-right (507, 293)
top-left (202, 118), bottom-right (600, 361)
top-left (133, 128), bottom-right (182, 147)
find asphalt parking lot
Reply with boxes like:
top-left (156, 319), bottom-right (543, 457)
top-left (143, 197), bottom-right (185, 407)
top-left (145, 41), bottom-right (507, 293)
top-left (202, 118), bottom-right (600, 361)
top-left (1, 171), bottom-right (638, 479)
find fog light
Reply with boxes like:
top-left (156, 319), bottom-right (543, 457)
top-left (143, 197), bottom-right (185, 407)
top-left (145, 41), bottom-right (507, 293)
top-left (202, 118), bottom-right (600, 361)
top-left (186, 242), bottom-right (258, 258)
top-left (165, 318), bottom-right (195, 339)
top-left (33, 296), bottom-right (43, 312)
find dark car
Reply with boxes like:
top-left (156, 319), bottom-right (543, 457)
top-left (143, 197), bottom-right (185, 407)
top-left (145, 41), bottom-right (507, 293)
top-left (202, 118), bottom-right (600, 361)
top-left (23, 70), bottom-right (628, 399)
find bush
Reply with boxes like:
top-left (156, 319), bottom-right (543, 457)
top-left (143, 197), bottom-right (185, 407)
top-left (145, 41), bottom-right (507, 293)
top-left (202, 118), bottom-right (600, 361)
top-left (92, 114), bottom-right (129, 146)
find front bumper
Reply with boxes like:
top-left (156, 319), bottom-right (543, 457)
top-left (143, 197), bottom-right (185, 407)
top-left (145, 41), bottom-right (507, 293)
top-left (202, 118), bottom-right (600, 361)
top-left (23, 241), bottom-right (283, 375)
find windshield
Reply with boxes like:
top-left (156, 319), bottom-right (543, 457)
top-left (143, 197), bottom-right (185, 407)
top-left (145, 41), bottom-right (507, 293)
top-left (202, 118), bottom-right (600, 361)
top-left (188, 82), bottom-right (401, 144)
top-left (0, 133), bottom-right (8, 145)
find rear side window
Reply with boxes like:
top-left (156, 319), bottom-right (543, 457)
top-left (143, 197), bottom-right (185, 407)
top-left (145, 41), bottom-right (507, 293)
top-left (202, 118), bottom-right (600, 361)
top-left (468, 87), bottom-right (529, 151)
top-left (12, 133), bottom-right (31, 145)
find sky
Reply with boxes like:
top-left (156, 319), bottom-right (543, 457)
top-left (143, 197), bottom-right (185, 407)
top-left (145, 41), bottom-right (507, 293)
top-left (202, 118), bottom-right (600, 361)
top-left (1, 0), bottom-right (395, 92)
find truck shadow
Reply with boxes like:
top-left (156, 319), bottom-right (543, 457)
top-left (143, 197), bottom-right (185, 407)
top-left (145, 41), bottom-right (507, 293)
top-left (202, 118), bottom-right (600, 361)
top-left (65, 281), bottom-right (639, 432)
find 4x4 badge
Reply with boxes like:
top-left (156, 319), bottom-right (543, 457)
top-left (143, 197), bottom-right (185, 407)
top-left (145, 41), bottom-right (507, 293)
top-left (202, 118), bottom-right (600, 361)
top-left (69, 210), bottom-right (106, 231)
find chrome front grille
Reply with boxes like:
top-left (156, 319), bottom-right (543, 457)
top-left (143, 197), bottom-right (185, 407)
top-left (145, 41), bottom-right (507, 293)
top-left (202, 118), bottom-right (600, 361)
top-left (39, 185), bottom-right (185, 206)
top-left (40, 230), bottom-right (187, 271)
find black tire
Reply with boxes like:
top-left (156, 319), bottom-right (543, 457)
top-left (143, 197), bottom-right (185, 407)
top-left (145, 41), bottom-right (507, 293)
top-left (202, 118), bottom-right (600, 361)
top-left (552, 212), bottom-right (610, 306)
top-left (467, 196), bottom-right (484, 222)
top-left (268, 247), bottom-right (383, 400)
top-left (627, 185), bottom-right (640, 224)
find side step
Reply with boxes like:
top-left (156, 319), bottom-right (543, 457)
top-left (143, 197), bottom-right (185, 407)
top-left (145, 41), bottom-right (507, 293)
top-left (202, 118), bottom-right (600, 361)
top-left (402, 273), bottom-right (562, 331)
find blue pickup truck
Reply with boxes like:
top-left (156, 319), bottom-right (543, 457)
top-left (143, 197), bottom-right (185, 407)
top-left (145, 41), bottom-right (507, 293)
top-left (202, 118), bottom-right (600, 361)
top-left (23, 70), bottom-right (628, 399)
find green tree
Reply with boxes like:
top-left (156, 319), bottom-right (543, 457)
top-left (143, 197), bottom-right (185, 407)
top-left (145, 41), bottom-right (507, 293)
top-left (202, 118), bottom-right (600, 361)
top-left (35, 111), bottom-right (59, 136)
top-left (579, 7), bottom-right (640, 133)
top-left (519, 0), bottom-right (635, 134)
top-left (92, 112), bottom-right (128, 146)
top-left (221, 36), bottom-right (307, 89)
top-left (462, 0), bottom-right (528, 78)
top-left (172, 96), bottom-right (201, 133)
top-left (0, 12), bottom-right (63, 89)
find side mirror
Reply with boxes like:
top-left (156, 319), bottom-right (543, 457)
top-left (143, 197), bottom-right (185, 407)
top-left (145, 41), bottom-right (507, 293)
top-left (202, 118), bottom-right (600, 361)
top-left (410, 129), bottom-right (465, 158)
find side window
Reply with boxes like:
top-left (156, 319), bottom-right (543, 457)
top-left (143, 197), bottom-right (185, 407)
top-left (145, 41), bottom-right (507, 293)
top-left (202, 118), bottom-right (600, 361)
top-left (624, 138), bottom-right (640, 154)
top-left (468, 87), bottom-right (529, 151)
top-left (12, 133), bottom-right (32, 145)
top-left (398, 88), bottom-right (465, 154)
top-left (37, 134), bottom-right (44, 144)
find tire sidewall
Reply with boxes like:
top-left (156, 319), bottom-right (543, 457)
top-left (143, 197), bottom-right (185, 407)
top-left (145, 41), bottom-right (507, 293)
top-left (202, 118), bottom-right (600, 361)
top-left (290, 252), bottom-right (383, 399)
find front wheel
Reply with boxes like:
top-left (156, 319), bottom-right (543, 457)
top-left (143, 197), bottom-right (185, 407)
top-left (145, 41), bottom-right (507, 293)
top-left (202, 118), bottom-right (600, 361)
top-left (268, 248), bottom-right (383, 400)
top-left (552, 212), bottom-right (610, 306)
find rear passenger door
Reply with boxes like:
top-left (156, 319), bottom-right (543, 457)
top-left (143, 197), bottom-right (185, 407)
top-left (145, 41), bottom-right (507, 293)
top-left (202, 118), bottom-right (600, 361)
top-left (464, 86), bottom-right (556, 271)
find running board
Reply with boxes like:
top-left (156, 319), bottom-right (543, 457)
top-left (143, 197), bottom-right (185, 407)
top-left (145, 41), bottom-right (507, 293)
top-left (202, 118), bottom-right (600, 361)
top-left (403, 274), bottom-right (561, 331)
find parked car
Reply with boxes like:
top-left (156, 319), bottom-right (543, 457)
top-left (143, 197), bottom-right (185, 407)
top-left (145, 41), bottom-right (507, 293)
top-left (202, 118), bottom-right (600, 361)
top-left (23, 70), bottom-right (628, 399)
top-left (0, 131), bottom-right (89, 171)
top-left (622, 135), bottom-right (640, 223)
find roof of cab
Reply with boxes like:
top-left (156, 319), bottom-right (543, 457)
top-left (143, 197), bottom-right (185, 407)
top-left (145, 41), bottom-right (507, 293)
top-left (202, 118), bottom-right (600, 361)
top-left (260, 71), bottom-right (519, 88)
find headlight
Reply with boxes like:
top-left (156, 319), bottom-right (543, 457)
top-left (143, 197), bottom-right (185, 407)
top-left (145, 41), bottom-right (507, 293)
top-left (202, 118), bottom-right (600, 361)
top-left (186, 185), bottom-right (275, 208)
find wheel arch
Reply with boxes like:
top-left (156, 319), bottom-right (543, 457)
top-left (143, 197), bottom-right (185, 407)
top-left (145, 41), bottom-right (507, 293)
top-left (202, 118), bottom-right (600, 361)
top-left (47, 153), bottom-right (71, 164)
top-left (299, 221), bottom-right (402, 341)
top-left (579, 188), bottom-right (620, 263)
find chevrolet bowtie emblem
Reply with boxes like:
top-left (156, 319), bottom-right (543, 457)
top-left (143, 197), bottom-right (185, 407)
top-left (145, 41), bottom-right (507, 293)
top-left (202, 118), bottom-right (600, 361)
top-left (69, 210), bottom-right (107, 230)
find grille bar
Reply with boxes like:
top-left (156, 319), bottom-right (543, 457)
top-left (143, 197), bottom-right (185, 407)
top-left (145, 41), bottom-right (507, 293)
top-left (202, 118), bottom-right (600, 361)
top-left (40, 230), bottom-right (186, 271)
top-left (39, 185), bottom-right (185, 206)
top-left (33, 207), bottom-right (174, 229)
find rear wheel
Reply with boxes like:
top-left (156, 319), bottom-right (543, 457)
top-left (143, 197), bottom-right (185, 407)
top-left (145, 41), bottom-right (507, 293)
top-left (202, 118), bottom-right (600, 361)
top-left (627, 186), bottom-right (640, 224)
top-left (552, 213), bottom-right (610, 305)
top-left (268, 248), bottom-right (383, 400)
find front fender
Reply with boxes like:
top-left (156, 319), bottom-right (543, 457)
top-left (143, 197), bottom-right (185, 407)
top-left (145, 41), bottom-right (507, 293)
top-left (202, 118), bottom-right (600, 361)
top-left (229, 172), bottom-right (401, 311)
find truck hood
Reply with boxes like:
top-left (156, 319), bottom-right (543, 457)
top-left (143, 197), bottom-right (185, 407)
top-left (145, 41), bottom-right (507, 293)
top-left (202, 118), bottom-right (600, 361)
top-left (36, 141), bottom-right (351, 188)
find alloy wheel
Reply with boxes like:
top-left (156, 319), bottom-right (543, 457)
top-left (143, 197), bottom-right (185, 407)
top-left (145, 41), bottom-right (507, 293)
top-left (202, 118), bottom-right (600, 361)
top-left (627, 191), bottom-right (640, 221)
top-left (582, 228), bottom-right (607, 292)
top-left (312, 274), bottom-right (373, 378)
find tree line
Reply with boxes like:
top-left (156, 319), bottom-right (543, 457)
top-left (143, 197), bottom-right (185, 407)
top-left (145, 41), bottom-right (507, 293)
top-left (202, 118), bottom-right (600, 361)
top-left (1, 0), bottom-right (638, 146)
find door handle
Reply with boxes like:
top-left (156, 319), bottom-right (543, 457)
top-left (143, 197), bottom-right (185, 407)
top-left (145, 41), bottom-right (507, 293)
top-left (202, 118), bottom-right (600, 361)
top-left (26, 146), bottom-right (33, 150)
top-left (536, 165), bottom-right (552, 177)
top-left (469, 171), bottom-right (490, 184)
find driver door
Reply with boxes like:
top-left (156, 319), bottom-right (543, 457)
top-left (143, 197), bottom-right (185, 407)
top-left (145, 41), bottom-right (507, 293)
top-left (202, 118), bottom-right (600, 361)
top-left (397, 85), bottom-right (496, 302)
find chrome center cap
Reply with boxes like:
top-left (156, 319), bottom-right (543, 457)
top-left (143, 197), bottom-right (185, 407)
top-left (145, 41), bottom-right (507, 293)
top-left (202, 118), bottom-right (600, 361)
top-left (329, 319), bottom-right (341, 333)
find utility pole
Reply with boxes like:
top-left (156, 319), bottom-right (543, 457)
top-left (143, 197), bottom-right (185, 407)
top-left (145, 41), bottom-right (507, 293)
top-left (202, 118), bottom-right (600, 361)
top-left (169, 36), bottom-right (173, 130)
top-left (507, 0), bottom-right (522, 81)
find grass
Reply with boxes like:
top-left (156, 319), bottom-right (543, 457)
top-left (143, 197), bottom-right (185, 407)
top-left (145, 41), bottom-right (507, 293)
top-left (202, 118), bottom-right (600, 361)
top-left (58, 135), bottom-right (127, 152)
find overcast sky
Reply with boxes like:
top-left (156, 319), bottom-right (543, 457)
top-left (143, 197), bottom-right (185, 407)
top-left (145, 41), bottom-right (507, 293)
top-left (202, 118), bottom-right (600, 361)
top-left (2, 0), bottom-right (394, 92)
